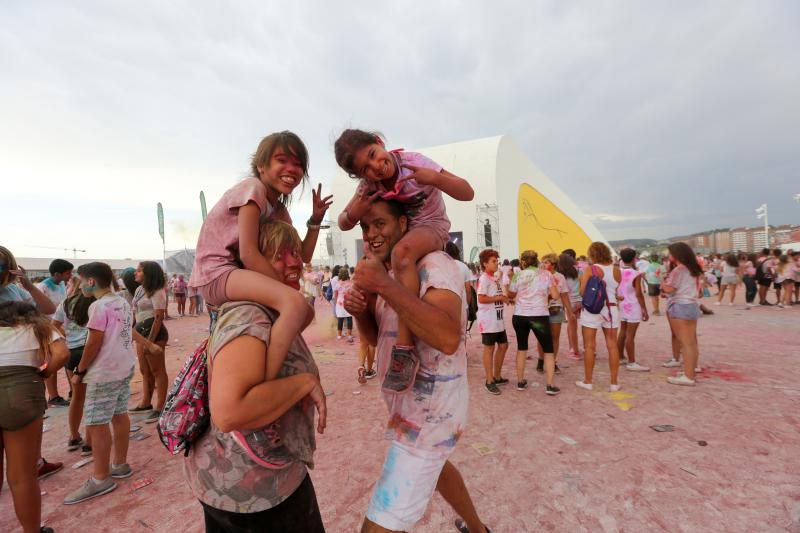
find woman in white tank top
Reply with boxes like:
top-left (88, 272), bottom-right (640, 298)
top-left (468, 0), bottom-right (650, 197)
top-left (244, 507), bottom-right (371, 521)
top-left (576, 242), bottom-right (623, 393)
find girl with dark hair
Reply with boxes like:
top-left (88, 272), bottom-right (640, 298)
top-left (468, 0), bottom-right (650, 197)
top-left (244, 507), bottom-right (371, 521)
top-left (120, 267), bottom-right (140, 304)
top-left (333, 267), bottom-right (354, 342)
top-left (556, 253), bottom-right (583, 360)
top-left (131, 261), bottom-right (169, 422)
top-left (661, 242), bottom-right (703, 386)
top-left (53, 289), bottom-right (95, 455)
top-left (1, 301), bottom-right (69, 533)
top-left (334, 128), bottom-right (474, 390)
top-left (189, 132), bottom-right (330, 387)
top-left (741, 253), bottom-right (758, 309)
top-left (716, 253), bottom-right (742, 306)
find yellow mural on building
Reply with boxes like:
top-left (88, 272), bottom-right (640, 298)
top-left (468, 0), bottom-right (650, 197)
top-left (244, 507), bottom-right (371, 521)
top-left (517, 183), bottom-right (593, 256)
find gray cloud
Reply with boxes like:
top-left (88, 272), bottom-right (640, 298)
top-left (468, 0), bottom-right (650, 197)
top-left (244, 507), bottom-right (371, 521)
top-left (2, 1), bottom-right (799, 256)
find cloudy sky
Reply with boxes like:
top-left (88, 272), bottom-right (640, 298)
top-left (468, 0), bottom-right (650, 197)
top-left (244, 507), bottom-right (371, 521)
top-left (3, 1), bottom-right (799, 260)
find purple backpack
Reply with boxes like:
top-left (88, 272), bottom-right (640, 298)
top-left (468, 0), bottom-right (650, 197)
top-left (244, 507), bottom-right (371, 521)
top-left (157, 338), bottom-right (210, 456)
top-left (581, 265), bottom-right (610, 315)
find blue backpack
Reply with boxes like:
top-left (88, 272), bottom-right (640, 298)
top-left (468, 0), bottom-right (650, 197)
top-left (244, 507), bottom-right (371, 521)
top-left (582, 265), bottom-right (610, 314)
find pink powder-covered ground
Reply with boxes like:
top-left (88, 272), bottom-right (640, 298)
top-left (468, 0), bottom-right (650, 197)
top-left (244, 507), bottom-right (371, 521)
top-left (2, 293), bottom-right (799, 532)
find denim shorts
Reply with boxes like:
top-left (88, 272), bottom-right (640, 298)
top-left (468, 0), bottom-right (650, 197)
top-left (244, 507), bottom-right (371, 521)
top-left (548, 308), bottom-right (566, 324)
top-left (667, 302), bottom-right (701, 321)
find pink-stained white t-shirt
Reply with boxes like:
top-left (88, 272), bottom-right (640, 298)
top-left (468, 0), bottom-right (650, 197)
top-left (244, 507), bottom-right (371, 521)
top-left (509, 267), bottom-right (554, 316)
top-left (477, 272), bottom-right (504, 334)
top-left (548, 271), bottom-right (569, 309)
top-left (334, 279), bottom-right (352, 318)
top-left (375, 251), bottom-right (467, 453)
top-left (189, 178), bottom-right (292, 288)
top-left (85, 292), bottom-right (136, 384)
top-left (357, 151), bottom-right (450, 245)
top-left (618, 266), bottom-right (643, 321)
top-left (664, 265), bottom-right (700, 306)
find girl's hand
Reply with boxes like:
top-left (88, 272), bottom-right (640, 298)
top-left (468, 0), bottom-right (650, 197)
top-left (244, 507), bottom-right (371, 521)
top-left (642, 309), bottom-right (649, 322)
top-left (348, 188), bottom-right (381, 224)
top-left (310, 184), bottom-right (333, 223)
top-left (400, 164), bottom-right (441, 188)
top-left (9, 266), bottom-right (32, 289)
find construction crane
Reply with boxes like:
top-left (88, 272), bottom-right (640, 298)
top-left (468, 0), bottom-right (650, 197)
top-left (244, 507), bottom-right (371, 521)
top-left (24, 245), bottom-right (87, 259)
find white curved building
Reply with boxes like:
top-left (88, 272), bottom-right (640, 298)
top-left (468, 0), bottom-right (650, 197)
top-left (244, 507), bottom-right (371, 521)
top-left (326, 135), bottom-right (608, 266)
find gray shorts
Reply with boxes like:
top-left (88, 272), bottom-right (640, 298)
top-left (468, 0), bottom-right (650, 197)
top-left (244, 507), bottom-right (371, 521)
top-left (667, 302), bottom-right (701, 321)
top-left (84, 370), bottom-right (134, 425)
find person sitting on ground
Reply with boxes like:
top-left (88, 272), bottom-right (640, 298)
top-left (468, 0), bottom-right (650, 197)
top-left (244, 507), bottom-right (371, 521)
top-left (0, 301), bottom-right (68, 533)
top-left (183, 219), bottom-right (327, 532)
top-left (63, 262), bottom-right (137, 505)
top-left (344, 199), bottom-right (492, 533)
top-left (476, 248), bottom-right (509, 395)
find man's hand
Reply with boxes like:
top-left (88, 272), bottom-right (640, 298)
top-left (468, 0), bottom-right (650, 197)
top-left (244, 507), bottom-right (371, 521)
top-left (343, 286), bottom-right (369, 317)
top-left (310, 184), bottom-right (333, 223)
top-left (71, 373), bottom-right (83, 385)
top-left (354, 255), bottom-right (390, 294)
top-left (305, 376), bottom-right (327, 434)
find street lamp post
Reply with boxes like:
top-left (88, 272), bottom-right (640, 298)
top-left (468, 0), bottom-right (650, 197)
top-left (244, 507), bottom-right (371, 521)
top-left (755, 204), bottom-right (768, 249)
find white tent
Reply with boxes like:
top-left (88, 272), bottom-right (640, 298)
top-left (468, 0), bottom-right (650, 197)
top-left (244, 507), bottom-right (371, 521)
top-left (328, 135), bottom-right (608, 265)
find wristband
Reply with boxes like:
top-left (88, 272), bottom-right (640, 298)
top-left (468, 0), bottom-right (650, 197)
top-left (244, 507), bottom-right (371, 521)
top-left (73, 368), bottom-right (88, 377)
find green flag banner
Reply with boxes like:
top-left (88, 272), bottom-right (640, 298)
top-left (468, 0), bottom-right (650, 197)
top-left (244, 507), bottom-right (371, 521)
top-left (157, 202), bottom-right (165, 243)
top-left (200, 191), bottom-right (207, 222)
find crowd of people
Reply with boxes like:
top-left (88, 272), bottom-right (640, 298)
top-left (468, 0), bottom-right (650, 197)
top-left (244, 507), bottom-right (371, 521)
top-left (2, 127), bottom-right (797, 532)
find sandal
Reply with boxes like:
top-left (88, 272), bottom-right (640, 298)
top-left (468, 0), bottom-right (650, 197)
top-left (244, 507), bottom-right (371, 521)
top-left (357, 366), bottom-right (367, 384)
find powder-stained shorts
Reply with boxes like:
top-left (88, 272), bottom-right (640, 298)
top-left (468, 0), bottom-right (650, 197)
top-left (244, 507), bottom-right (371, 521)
top-left (579, 305), bottom-right (621, 330)
top-left (667, 302), bottom-right (701, 321)
top-left (366, 440), bottom-right (451, 532)
top-left (0, 366), bottom-right (46, 431)
top-left (84, 371), bottom-right (134, 426)
top-left (198, 269), bottom-right (235, 308)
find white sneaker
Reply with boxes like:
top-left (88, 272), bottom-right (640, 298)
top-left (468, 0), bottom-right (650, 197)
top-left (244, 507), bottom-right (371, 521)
top-left (662, 359), bottom-right (681, 368)
top-left (667, 374), bottom-right (696, 386)
top-left (714, 301), bottom-right (721, 306)
top-left (694, 367), bottom-right (702, 373)
top-left (609, 384), bottom-right (621, 392)
top-left (626, 362), bottom-right (651, 372)
top-left (336, 335), bottom-right (343, 340)
top-left (575, 381), bottom-right (593, 391)
top-left (728, 302), bottom-right (733, 306)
